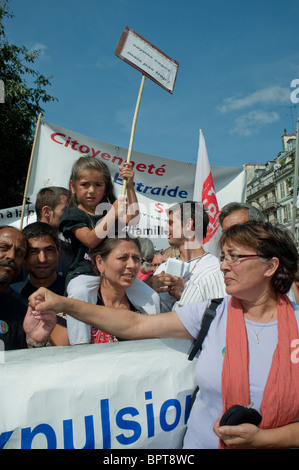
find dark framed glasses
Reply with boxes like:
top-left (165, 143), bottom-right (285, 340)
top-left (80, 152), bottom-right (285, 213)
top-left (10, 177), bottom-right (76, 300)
top-left (219, 254), bottom-right (260, 265)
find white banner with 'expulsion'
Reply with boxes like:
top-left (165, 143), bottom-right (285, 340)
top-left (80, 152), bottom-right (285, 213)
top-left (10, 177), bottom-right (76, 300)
top-left (0, 338), bottom-right (197, 449)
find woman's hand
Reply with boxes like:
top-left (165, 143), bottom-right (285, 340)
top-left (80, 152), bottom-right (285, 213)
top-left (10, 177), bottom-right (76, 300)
top-left (213, 418), bottom-right (262, 448)
top-left (28, 288), bottom-right (63, 316)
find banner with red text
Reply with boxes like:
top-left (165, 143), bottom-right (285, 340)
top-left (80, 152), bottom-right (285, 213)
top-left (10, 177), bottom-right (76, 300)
top-left (22, 120), bottom-right (246, 249)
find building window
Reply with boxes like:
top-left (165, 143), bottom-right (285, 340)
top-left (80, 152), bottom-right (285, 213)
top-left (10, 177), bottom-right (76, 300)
top-left (279, 182), bottom-right (286, 199)
top-left (277, 208), bottom-right (283, 224)
top-left (287, 139), bottom-right (296, 151)
top-left (284, 204), bottom-right (291, 221)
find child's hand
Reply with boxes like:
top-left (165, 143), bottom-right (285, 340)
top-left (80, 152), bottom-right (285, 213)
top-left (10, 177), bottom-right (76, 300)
top-left (119, 163), bottom-right (135, 187)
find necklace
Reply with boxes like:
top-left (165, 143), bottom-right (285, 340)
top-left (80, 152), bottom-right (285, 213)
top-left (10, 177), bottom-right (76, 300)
top-left (245, 311), bottom-right (275, 344)
top-left (181, 252), bottom-right (209, 279)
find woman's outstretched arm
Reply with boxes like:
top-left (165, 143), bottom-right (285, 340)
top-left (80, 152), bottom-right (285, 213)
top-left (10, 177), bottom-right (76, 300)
top-left (29, 288), bottom-right (193, 341)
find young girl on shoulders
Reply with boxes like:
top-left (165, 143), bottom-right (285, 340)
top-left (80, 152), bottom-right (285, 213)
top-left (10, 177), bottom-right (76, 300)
top-left (59, 156), bottom-right (139, 344)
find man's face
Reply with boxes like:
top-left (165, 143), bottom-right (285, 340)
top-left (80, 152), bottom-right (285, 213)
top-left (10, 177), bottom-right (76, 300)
top-left (164, 208), bottom-right (200, 249)
top-left (221, 209), bottom-right (249, 231)
top-left (164, 211), bottom-right (184, 247)
top-left (0, 227), bottom-right (27, 288)
top-left (25, 236), bottom-right (59, 281)
top-left (49, 195), bottom-right (69, 229)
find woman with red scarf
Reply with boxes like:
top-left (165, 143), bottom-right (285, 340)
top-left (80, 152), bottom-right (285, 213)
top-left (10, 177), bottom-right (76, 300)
top-left (29, 221), bottom-right (299, 449)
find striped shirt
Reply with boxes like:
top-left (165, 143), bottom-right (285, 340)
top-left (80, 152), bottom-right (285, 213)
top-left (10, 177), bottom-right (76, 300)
top-left (155, 253), bottom-right (226, 312)
top-left (173, 254), bottom-right (226, 308)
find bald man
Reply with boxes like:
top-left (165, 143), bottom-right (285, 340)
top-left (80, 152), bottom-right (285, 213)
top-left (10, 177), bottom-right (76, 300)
top-left (0, 225), bottom-right (56, 350)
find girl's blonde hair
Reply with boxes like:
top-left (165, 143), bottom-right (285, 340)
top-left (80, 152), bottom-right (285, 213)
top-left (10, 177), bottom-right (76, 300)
top-left (70, 156), bottom-right (117, 206)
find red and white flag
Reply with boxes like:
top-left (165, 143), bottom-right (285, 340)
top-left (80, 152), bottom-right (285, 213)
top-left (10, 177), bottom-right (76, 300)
top-left (193, 129), bottom-right (222, 255)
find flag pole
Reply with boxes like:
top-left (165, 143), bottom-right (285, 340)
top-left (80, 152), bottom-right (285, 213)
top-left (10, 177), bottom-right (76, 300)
top-left (291, 115), bottom-right (299, 235)
top-left (122, 74), bottom-right (146, 195)
top-left (20, 112), bottom-right (42, 230)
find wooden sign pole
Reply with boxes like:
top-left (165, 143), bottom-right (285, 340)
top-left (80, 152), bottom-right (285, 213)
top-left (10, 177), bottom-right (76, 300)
top-left (122, 74), bottom-right (146, 195)
top-left (115, 27), bottom-right (178, 195)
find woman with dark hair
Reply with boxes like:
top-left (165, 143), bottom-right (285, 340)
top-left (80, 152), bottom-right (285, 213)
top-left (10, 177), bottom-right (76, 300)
top-left (68, 235), bottom-right (160, 344)
top-left (30, 221), bottom-right (299, 448)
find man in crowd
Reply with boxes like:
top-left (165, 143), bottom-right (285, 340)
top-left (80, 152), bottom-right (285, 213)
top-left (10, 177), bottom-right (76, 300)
top-left (35, 186), bottom-right (71, 229)
top-left (16, 222), bottom-right (68, 345)
top-left (0, 225), bottom-right (56, 350)
top-left (35, 186), bottom-right (73, 276)
top-left (17, 222), bottom-right (66, 298)
top-left (219, 201), bottom-right (266, 230)
top-left (147, 201), bottom-right (226, 311)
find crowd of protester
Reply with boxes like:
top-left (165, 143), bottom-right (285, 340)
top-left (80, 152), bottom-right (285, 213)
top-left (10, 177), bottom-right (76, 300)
top-left (2, 156), bottom-right (299, 449)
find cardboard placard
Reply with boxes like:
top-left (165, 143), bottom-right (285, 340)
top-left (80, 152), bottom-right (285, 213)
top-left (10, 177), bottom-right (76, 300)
top-left (115, 26), bottom-right (179, 93)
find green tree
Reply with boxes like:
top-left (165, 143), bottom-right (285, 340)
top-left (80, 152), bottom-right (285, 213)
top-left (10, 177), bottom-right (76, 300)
top-left (0, 0), bottom-right (57, 209)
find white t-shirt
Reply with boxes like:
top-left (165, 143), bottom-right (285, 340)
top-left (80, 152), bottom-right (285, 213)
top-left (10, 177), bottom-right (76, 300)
top-left (176, 296), bottom-right (299, 449)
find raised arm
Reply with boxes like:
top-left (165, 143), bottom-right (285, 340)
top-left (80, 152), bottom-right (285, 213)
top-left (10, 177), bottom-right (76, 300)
top-left (71, 197), bottom-right (128, 249)
top-left (120, 163), bottom-right (140, 226)
top-left (29, 288), bottom-right (193, 341)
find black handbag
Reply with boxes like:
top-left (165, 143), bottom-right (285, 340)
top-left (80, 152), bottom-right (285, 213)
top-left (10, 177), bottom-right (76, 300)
top-left (220, 404), bottom-right (262, 426)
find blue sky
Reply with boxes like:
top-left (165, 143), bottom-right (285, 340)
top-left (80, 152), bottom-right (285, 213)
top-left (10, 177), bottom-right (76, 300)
top-left (4, 0), bottom-right (299, 168)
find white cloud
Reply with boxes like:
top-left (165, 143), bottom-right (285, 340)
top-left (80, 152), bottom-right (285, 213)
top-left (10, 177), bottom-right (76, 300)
top-left (218, 86), bottom-right (290, 113)
top-left (30, 42), bottom-right (49, 60)
top-left (230, 110), bottom-right (279, 137)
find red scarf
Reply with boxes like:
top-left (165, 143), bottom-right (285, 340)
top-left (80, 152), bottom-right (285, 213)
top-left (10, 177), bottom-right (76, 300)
top-left (220, 293), bottom-right (299, 448)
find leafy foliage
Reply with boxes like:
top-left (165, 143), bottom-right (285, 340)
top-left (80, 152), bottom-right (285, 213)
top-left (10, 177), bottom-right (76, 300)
top-left (0, 0), bottom-right (57, 208)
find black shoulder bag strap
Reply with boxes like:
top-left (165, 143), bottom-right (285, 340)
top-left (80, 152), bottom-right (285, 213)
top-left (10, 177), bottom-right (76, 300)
top-left (188, 298), bottom-right (223, 361)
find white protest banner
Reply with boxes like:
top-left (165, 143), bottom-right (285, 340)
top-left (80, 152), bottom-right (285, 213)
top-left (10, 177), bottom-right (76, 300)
top-left (25, 120), bottom-right (191, 247)
top-left (0, 203), bottom-right (36, 228)
top-left (19, 120), bottom-right (245, 248)
top-left (0, 338), bottom-right (196, 449)
top-left (115, 26), bottom-right (179, 94)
